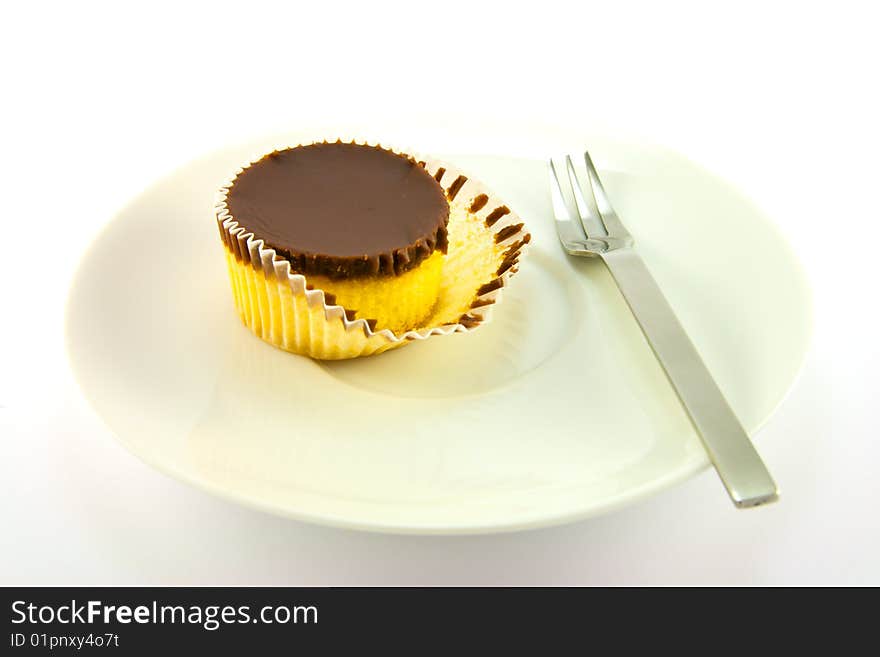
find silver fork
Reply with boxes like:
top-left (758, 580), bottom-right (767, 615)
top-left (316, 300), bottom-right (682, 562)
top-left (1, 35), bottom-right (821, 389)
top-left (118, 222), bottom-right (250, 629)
top-left (549, 152), bottom-right (779, 508)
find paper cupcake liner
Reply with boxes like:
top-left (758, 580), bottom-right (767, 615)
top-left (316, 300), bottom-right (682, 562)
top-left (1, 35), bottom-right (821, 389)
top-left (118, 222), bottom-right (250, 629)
top-left (215, 138), bottom-right (531, 359)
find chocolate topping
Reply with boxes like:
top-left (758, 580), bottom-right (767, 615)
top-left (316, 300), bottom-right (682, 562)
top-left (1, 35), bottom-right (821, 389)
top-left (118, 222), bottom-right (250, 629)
top-left (224, 142), bottom-right (450, 278)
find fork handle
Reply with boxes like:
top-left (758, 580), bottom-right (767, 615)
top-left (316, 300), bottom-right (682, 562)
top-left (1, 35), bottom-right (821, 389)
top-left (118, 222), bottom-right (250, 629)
top-left (601, 248), bottom-right (779, 508)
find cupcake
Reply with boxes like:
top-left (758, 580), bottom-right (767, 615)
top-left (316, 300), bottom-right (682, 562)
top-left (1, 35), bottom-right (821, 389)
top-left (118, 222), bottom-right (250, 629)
top-left (216, 140), bottom-right (529, 359)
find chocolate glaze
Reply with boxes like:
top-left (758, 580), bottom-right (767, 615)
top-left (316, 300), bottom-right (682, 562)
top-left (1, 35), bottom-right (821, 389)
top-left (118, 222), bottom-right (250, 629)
top-left (225, 142), bottom-right (450, 278)
top-left (494, 223), bottom-right (524, 243)
top-left (469, 194), bottom-right (489, 212)
top-left (446, 175), bottom-right (467, 201)
top-left (485, 205), bottom-right (510, 227)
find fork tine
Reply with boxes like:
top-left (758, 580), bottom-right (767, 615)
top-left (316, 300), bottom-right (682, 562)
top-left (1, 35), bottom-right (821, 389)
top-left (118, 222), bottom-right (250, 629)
top-left (565, 155), bottom-right (608, 238)
top-left (548, 159), bottom-right (573, 222)
top-left (583, 151), bottom-right (631, 239)
top-left (548, 159), bottom-right (587, 245)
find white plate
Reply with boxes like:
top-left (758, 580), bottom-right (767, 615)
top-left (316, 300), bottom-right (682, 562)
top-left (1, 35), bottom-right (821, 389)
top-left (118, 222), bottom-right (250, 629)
top-left (65, 131), bottom-right (811, 534)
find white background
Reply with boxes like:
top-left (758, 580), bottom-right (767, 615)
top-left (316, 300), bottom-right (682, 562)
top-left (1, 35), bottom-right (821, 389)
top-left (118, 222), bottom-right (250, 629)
top-left (1, 0), bottom-right (877, 584)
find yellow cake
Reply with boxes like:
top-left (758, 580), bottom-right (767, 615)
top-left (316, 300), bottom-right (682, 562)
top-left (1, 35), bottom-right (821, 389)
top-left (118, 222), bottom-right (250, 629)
top-left (215, 140), bottom-right (531, 359)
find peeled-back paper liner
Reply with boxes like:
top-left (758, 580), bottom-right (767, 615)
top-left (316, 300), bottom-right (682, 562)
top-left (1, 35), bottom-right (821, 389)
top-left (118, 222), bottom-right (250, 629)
top-left (214, 138), bottom-right (531, 359)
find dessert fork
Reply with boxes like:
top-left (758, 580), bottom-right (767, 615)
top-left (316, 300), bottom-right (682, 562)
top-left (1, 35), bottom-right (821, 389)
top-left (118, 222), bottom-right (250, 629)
top-left (549, 152), bottom-right (778, 508)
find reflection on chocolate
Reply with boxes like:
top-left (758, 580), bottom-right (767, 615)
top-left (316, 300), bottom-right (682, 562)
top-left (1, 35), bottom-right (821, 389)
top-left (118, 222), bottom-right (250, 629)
top-left (225, 142), bottom-right (450, 279)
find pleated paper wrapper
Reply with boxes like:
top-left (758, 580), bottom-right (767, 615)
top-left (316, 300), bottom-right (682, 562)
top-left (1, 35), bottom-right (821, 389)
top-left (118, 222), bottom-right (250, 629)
top-left (214, 140), bottom-right (531, 359)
